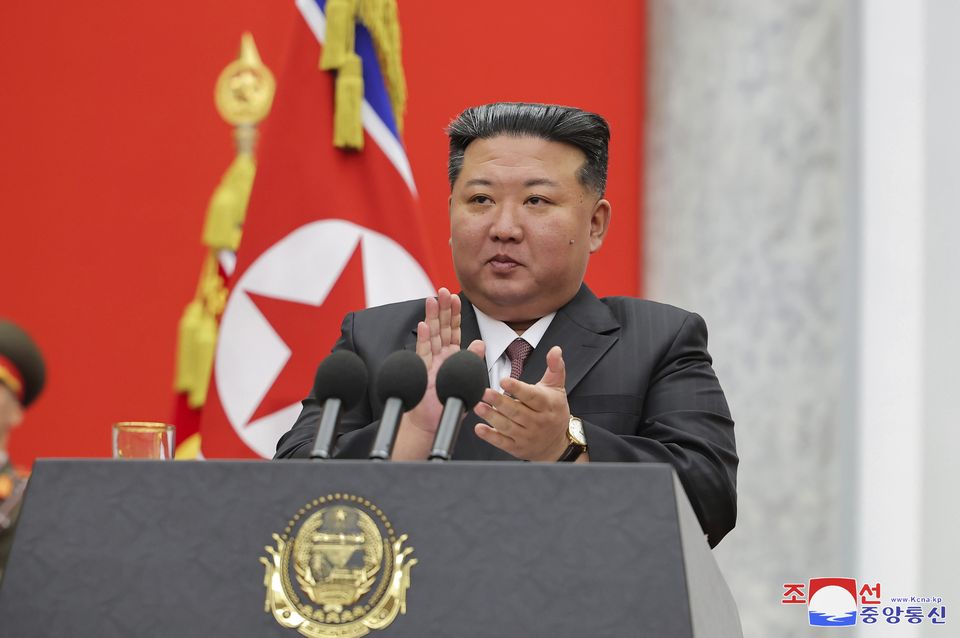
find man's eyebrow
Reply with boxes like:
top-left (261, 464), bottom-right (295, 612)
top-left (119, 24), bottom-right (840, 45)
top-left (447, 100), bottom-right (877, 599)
top-left (462, 177), bottom-right (561, 188)
top-left (523, 178), bottom-right (560, 188)
top-left (463, 178), bottom-right (493, 188)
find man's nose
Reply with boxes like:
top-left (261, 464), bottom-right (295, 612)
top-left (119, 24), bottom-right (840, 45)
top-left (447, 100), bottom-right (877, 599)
top-left (488, 204), bottom-right (523, 242)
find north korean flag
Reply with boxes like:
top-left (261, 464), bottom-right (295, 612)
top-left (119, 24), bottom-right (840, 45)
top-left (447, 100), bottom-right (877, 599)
top-left (200, 0), bottom-right (434, 458)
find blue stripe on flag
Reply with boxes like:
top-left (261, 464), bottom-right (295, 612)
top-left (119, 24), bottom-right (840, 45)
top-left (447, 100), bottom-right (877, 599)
top-left (314, 0), bottom-right (401, 141)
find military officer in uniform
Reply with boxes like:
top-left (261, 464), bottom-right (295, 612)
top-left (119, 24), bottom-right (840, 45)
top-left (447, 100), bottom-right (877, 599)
top-left (0, 319), bottom-right (46, 581)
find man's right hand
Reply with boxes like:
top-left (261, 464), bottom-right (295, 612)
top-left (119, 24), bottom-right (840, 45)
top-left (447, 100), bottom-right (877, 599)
top-left (391, 288), bottom-right (484, 460)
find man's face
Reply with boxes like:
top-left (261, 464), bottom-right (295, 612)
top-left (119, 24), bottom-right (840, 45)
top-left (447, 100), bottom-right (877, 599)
top-left (0, 383), bottom-right (23, 454)
top-left (449, 135), bottom-right (610, 325)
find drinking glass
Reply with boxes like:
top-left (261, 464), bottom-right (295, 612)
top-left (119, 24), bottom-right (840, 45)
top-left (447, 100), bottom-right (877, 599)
top-left (112, 422), bottom-right (175, 459)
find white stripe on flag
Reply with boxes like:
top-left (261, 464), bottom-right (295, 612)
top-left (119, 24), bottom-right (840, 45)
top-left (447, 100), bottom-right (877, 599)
top-left (296, 0), bottom-right (418, 196)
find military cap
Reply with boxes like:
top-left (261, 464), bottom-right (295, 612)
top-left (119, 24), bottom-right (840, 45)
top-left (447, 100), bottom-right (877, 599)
top-left (0, 320), bottom-right (46, 407)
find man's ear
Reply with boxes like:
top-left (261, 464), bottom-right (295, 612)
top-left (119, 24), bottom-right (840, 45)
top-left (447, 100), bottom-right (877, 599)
top-left (448, 195), bottom-right (455, 246)
top-left (589, 198), bottom-right (611, 253)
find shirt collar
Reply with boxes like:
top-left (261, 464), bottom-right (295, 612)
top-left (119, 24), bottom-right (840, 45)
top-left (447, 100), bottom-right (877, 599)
top-left (473, 307), bottom-right (557, 373)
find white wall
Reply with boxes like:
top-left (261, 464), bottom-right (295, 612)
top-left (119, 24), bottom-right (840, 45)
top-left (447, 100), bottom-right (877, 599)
top-left (855, 3), bottom-right (960, 636)
top-left (918, 0), bottom-right (960, 621)
top-left (854, 0), bottom-right (925, 612)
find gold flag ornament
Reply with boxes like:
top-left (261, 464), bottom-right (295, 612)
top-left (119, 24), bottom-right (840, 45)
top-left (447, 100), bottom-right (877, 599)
top-left (321, 0), bottom-right (407, 150)
top-left (174, 33), bottom-right (276, 418)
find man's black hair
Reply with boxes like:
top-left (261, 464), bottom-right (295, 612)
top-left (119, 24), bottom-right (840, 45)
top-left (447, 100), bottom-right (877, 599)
top-left (445, 102), bottom-right (610, 196)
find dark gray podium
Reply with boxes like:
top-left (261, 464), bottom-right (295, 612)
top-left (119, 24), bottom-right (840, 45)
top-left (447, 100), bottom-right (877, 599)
top-left (0, 460), bottom-right (740, 637)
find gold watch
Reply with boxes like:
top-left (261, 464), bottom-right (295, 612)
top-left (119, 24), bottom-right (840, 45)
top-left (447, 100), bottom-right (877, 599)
top-left (557, 415), bottom-right (587, 462)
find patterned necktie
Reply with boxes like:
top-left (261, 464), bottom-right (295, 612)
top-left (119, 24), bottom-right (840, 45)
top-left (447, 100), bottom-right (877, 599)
top-left (505, 338), bottom-right (533, 379)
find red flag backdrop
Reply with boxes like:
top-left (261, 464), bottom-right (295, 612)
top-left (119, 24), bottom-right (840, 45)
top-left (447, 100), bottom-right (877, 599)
top-left (1, 1), bottom-right (646, 465)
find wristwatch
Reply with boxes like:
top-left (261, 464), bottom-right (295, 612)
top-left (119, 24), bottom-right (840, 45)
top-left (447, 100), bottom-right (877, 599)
top-left (557, 415), bottom-right (587, 462)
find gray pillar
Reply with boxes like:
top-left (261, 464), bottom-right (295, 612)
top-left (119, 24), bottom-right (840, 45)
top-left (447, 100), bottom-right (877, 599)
top-left (922, 0), bottom-right (960, 618)
top-left (644, 2), bottom-right (850, 636)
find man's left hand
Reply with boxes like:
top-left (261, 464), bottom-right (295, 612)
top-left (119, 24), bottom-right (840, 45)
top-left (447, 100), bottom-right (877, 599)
top-left (474, 345), bottom-right (572, 462)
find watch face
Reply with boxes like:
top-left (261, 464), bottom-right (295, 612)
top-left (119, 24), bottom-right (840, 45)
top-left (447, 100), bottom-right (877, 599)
top-left (568, 417), bottom-right (586, 446)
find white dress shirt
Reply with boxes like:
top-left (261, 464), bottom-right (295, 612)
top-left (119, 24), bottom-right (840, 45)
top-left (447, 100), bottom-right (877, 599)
top-left (473, 308), bottom-right (556, 392)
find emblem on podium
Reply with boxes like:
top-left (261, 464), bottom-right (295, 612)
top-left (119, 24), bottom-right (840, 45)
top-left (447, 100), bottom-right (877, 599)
top-left (261, 493), bottom-right (416, 637)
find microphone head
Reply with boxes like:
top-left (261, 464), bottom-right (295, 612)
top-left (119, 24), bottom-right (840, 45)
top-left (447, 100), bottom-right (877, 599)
top-left (313, 350), bottom-right (368, 409)
top-left (436, 350), bottom-right (487, 407)
top-left (375, 350), bottom-right (428, 410)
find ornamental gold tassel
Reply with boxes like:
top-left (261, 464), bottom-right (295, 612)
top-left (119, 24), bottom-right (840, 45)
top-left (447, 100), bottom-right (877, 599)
top-left (326, 0), bottom-right (406, 149)
top-left (201, 151), bottom-right (256, 252)
top-left (175, 252), bottom-right (228, 408)
top-left (188, 301), bottom-right (219, 408)
top-left (334, 53), bottom-right (364, 149)
top-left (359, 0), bottom-right (406, 133)
top-left (321, 0), bottom-right (357, 71)
top-left (175, 298), bottom-right (204, 394)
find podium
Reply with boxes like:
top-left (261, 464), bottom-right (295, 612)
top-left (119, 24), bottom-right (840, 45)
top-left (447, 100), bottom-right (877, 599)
top-left (0, 460), bottom-right (741, 637)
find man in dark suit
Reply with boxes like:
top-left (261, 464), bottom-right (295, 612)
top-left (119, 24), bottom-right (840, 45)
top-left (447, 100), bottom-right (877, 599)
top-left (276, 102), bottom-right (737, 546)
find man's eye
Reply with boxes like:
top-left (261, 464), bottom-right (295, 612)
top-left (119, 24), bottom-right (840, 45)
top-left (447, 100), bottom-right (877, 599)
top-left (526, 196), bottom-right (548, 206)
top-left (469, 195), bottom-right (491, 204)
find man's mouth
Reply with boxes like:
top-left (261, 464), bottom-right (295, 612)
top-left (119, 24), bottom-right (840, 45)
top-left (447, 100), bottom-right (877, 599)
top-left (487, 254), bottom-right (521, 273)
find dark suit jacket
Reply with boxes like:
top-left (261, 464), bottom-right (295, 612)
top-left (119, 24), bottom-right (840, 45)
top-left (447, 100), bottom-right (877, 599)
top-left (275, 284), bottom-right (738, 546)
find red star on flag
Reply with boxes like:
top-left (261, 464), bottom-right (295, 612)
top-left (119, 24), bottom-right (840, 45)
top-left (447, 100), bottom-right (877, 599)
top-left (245, 243), bottom-right (367, 425)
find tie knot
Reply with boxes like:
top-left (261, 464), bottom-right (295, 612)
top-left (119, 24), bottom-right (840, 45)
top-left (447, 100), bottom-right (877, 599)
top-left (505, 338), bottom-right (533, 379)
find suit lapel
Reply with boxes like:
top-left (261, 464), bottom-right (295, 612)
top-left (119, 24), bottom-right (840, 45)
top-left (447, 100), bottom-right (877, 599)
top-left (458, 294), bottom-right (482, 349)
top-left (518, 284), bottom-right (621, 395)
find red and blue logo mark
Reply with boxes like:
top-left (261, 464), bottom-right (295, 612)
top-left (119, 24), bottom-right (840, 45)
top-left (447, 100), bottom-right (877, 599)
top-left (782, 578), bottom-right (882, 627)
top-left (807, 578), bottom-right (859, 626)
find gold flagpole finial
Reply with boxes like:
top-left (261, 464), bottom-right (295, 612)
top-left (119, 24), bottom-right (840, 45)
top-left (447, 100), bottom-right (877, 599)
top-left (215, 32), bottom-right (276, 128)
top-left (239, 32), bottom-right (265, 67)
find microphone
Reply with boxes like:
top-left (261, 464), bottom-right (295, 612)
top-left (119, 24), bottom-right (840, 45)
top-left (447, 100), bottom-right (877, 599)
top-left (309, 350), bottom-right (368, 460)
top-left (369, 351), bottom-right (428, 460)
top-left (429, 350), bottom-right (488, 461)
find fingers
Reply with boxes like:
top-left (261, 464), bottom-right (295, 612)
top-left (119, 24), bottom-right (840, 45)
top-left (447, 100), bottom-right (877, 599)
top-left (475, 393), bottom-right (528, 438)
top-left (500, 378), bottom-right (556, 412)
top-left (425, 295), bottom-right (441, 355)
top-left (438, 288), bottom-right (452, 348)
top-left (479, 388), bottom-right (529, 424)
top-left (439, 288), bottom-right (463, 347)
top-left (415, 321), bottom-right (431, 359)
top-left (539, 346), bottom-right (566, 389)
top-left (426, 288), bottom-right (462, 355)
top-left (474, 422), bottom-right (516, 450)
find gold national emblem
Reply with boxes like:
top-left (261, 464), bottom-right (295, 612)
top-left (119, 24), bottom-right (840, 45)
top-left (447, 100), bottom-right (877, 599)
top-left (261, 494), bottom-right (417, 637)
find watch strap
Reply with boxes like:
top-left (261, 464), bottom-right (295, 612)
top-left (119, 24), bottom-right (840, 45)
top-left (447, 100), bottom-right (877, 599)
top-left (557, 442), bottom-right (585, 462)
